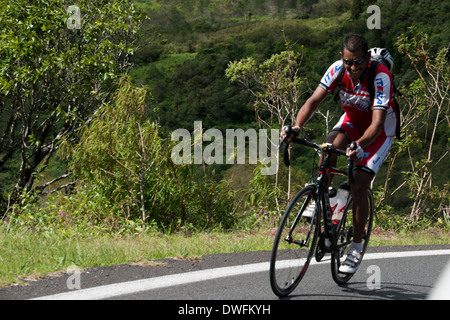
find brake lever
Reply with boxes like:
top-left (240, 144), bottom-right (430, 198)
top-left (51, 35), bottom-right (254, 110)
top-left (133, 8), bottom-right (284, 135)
top-left (280, 125), bottom-right (293, 166)
top-left (347, 141), bottom-right (357, 184)
top-left (279, 136), bottom-right (287, 149)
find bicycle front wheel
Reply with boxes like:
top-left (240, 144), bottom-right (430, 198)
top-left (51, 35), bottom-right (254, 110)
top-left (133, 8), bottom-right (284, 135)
top-left (331, 188), bottom-right (374, 285)
top-left (270, 185), bottom-right (321, 297)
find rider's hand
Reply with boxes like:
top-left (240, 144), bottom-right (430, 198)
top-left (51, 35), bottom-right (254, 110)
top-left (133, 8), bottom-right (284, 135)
top-left (280, 125), bottom-right (301, 144)
top-left (346, 141), bottom-right (364, 162)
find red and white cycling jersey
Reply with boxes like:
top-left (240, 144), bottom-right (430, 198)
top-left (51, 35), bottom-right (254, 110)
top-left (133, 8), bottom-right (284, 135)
top-left (319, 60), bottom-right (397, 138)
top-left (319, 60), bottom-right (398, 176)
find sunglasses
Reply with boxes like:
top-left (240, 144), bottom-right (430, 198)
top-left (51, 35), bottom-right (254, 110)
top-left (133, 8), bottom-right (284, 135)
top-left (342, 55), bottom-right (367, 66)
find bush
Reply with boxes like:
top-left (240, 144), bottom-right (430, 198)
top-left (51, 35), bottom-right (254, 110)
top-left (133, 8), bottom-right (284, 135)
top-left (57, 77), bottom-right (237, 232)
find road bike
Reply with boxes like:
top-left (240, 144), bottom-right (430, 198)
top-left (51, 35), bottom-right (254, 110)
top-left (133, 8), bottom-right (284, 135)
top-left (269, 126), bottom-right (374, 297)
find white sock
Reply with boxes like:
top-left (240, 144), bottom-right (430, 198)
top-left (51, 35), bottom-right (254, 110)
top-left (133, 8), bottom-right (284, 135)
top-left (350, 241), bottom-right (362, 253)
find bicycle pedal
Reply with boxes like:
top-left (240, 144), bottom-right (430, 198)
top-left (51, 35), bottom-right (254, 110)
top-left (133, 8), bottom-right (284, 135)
top-left (315, 245), bottom-right (331, 262)
top-left (315, 249), bottom-right (325, 262)
top-left (315, 236), bottom-right (331, 262)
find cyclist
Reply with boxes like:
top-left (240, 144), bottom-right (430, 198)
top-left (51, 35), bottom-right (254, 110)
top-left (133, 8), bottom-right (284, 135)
top-left (281, 34), bottom-right (397, 274)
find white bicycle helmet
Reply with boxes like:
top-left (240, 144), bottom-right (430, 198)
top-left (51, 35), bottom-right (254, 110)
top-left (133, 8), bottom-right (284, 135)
top-left (369, 47), bottom-right (394, 71)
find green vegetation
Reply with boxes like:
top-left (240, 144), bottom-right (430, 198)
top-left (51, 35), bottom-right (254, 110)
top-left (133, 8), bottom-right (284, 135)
top-left (0, 0), bottom-right (449, 287)
top-left (0, 0), bottom-right (143, 200)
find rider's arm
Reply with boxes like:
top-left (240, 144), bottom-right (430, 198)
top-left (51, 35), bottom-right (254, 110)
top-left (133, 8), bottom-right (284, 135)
top-left (348, 67), bottom-right (392, 159)
top-left (294, 61), bottom-right (341, 130)
top-left (354, 68), bottom-right (392, 150)
top-left (281, 61), bottom-right (340, 141)
top-left (294, 86), bottom-right (328, 129)
top-left (281, 86), bottom-right (328, 142)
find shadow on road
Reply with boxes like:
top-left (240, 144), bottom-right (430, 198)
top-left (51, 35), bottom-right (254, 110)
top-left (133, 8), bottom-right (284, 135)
top-left (282, 281), bottom-right (431, 300)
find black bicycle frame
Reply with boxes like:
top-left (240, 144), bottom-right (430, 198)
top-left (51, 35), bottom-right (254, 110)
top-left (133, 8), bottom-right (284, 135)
top-left (310, 145), bottom-right (352, 244)
top-left (316, 152), bottom-right (334, 240)
top-left (280, 136), bottom-right (354, 249)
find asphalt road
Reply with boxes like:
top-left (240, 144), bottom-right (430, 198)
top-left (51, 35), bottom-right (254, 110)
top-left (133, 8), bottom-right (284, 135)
top-left (1, 245), bottom-right (449, 301)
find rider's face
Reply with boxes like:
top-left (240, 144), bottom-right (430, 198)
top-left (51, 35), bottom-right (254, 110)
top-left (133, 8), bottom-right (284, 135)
top-left (340, 49), bottom-right (370, 81)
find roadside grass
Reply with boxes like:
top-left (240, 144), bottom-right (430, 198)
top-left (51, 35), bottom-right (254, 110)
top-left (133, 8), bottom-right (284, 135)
top-left (1, 227), bottom-right (449, 289)
top-left (369, 227), bottom-right (450, 247)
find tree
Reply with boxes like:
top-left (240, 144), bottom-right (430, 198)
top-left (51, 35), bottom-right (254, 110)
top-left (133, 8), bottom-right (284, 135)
top-left (60, 76), bottom-right (237, 231)
top-left (226, 43), bottom-right (309, 202)
top-left (61, 77), bottom-right (165, 229)
top-left (378, 27), bottom-right (449, 222)
top-left (0, 0), bottom-right (144, 209)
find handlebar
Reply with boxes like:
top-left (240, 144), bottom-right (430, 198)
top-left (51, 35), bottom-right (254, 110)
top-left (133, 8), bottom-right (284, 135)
top-left (280, 125), bottom-right (357, 183)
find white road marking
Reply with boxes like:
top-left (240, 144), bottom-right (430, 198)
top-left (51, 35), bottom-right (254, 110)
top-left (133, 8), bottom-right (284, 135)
top-left (32, 249), bottom-right (450, 300)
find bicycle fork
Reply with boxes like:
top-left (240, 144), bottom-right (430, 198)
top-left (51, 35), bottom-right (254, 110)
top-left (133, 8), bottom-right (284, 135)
top-left (284, 194), bottom-right (316, 248)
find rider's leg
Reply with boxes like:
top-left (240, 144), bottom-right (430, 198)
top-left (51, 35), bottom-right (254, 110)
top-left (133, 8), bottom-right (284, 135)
top-left (350, 169), bottom-right (373, 244)
top-left (338, 169), bottom-right (372, 274)
top-left (325, 114), bottom-right (356, 182)
top-left (350, 136), bottom-right (393, 245)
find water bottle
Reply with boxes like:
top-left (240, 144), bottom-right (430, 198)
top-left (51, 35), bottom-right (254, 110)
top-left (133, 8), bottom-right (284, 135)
top-left (328, 186), bottom-right (337, 214)
top-left (332, 183), bottom-right (350, 221)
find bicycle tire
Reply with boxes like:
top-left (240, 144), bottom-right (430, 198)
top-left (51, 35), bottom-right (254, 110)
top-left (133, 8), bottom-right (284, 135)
top-left (269, 185), bottom-right (321, 297)
top-left (331, 188), bottom-right (374, 285)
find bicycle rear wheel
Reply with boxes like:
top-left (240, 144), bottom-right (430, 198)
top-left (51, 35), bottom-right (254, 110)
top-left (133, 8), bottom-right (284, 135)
top-left (331, 188), bottom-right (374, 285)
top-left (270, 185), bottom-right (321, 297)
